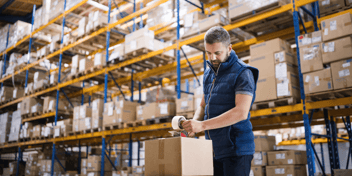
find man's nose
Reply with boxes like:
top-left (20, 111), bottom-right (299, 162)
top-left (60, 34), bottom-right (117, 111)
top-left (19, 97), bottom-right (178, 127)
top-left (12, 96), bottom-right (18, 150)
top-left (210, 55), bottom-right (217, 61)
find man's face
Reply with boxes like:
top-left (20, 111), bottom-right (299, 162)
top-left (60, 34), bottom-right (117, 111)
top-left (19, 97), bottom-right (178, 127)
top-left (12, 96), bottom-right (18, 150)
top-left (205, 42), bottom-right (232, 69)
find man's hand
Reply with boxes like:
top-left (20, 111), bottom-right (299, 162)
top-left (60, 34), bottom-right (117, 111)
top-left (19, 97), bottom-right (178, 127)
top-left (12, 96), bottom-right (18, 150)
top-left (182, 120), bottom-right (205, 135)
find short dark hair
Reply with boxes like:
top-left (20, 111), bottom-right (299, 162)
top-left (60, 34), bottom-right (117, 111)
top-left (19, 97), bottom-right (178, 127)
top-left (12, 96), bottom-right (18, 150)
top-left (204, 26), bottom-right (231, 46)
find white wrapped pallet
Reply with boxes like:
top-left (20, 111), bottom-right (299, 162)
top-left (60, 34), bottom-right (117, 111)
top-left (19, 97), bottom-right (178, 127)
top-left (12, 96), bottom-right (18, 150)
top-left (0, 112), bottom-right (12, 144)
top-left (8, 110), bottom-right (22, 142)
top-left (0, 24), bottom-right (9, 53)
top-left (7, 21), bottom-right (31, 49)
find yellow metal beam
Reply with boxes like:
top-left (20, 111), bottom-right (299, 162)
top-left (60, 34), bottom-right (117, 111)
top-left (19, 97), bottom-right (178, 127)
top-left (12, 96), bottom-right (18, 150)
top-left (278, 137), bottom-right (349, 146)
top-left (22, 112), bottom-right (56, 123)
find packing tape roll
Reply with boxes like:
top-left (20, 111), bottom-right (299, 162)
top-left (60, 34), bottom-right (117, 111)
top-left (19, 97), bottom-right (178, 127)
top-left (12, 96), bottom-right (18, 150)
top-left (172, 116), bottom-right (186, 130)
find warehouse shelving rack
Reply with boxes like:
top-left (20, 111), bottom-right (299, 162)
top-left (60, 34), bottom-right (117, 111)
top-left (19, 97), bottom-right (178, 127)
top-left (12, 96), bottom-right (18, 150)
top-left (0, 0), bottom-right (352, 175)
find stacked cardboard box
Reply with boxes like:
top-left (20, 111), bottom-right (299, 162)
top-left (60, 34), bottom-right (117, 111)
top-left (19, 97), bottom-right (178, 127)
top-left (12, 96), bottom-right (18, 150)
top-left (303, 13), bottom-right (352, 94)
top-left (266, 150), bottom-right (307, 176)
top-left (93, 52), bottom-right (107, 67)
top-left (42, 96), bottom-right (69, 114)
top-left (0, 86), bottom-right (14, 103)
top-left (86, 154), bottom-right (116, 175)
top-left (250, 135), bottom-right (276, 176)
top-left (136, 101), bottom-right (176, 120)
top-left (54, 119), bottom-right (73, 137)
top-left (0, 112), bottom-right (12, 144)
top-left (85, 11), bottom-right (108, 34)
top-left (0, 24), bottom-right (9, 53)
top-left (32, 124), bottom-right (43, 139)
top-left (25, 153), bottom-right (40, 176)
top-left (176, 95), bottom-right (195, 118)
top-left (109, 44), bottom-right (125, 62)
top-left (12, 87), bottom-right (24, 100)
top-left (92, 98), bottom-right (104, 129)
top-left (8, 161), bottom-right (25, 176)
top-left (79, 58), bottom-right (94, 73)
top-left (319, 0), bottom-right (345, 15)
top-left (7, 20), bottom-right (31, 48)
top-left (145, 137), bottom-right (213, 175)
top-left (8, 110), bottom-right (21, 142)
top-left (71, 55), bottom-right (85, 75)
top-left (249, 38), bottom-right (298, 102)
top-left (73, 103), bottom-right (92, 132)
top-left (20, 122), bottom-right (33, 139)
top-left (21, 97), bottom-right (43, 116)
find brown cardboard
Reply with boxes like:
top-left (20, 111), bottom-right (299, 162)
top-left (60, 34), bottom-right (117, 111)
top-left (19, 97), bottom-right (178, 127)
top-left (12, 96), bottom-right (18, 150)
top-left (249, 53), bottom-right (275, 79)
top-left (250, 38), bottom-right (292, 58)
top-left (125, 27), bottom-right (154, 43)
top-left (113, 99), bottom-right (139, 109)
top-left (87, 155), bottom-right (113, 171)
top-left (266, 165), bottom-right (307, 176)
top-left (252, 152), bottom-right (268, 166)
top-left (347, 0), bottom-right (352, 6)
top-left (299, 43), bottom-right (324, 73)
top-left (267, 150), bottom-right (307, 165)
top-left (34, 71), bottom-right (46, 83)
top-left (103, 101), bottom-right (118, 125)
top-left (132, 166), bottom-right (145, 174)
top-left (254, 135), bottom-right (276, 152)
top-left (250, 166), bottom-right (265, 176)
top-left (0, 86), bottom-right (14, 102)
top-left (33, 79), bottom-right (48, 91)
top-left (116, 107), bottom-right (136, 123)
top-left (334, 169), bottom-right (352, 176)
top-left (21, 97), bottom-right (42, 115)
top-left (125, 36), bottom-right (155, 54)
top-left (92, 98), bottom-right (104, 118)
top-left (12, 87), bottom-right (24, 99)
top-left (321, 13), bottom-right (352, 42)
top-left (255, 77), bottom-right (277, 102)
top-left (73, 119), bottom-right (80, 132)
top-left (80, 104), bottom-right (92, 118)
top-left (322, 36), bottom-right (352, 63)
top-left (79, 58), bottom-right (94, 73)
top-left (145, 137), bottom-right (213, 176)
top-left (276, 73), bottom-right (300, 98)
top-left (297, 30), bottom-right (322, 47)
top-left (43, 96), bottom-right (67, 113)
top-left (176, 96), bottom-right (194, 113)
top-left (303, 68), bottom-right (333, 94)
top-left (156, 102), bottom-right (176, 118)
top-left (136, 102), bottom-right (158, 120)
top-left (319, 0), bottom-right (345, 15)
top-left (274, 51), bottom-right (297, 66)
top-left (183, 14), bottom-right (228, 38)
top-left (275, 62), bottom-right (298, 79)
top-left (331, 59), bottom-right (352, 90)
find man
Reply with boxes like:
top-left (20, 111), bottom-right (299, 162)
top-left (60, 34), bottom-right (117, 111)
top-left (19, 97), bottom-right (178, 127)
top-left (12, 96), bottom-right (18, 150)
top-left (182, 26), bottom-right (259, 176)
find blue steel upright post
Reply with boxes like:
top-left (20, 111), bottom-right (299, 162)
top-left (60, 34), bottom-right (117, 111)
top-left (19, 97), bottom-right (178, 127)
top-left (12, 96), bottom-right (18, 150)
top-left (292, 0), bottom-right (315, 175)
top-left (102, 0), bottom-right (112, 175)
top-left (176, 0), bottom-right (181, 99)
top-left (52, 1), bottom-right (67, 175)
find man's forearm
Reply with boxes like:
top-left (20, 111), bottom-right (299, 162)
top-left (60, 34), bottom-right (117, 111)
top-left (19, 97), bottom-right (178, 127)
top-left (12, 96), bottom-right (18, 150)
top-left (193, 105), bottom-right (205, 121)
top-left (202, 106), bottom-right (248, 130)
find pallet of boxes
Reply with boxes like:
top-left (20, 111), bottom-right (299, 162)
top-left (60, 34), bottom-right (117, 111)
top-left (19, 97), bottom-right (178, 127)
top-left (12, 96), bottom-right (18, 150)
top-left (250, 135), bottom-right (307, 176)
top-left (301, 13), bottom-right (352, 101)
top-left (85, 147), bottom-right (116, 176)
top-left (0, 112), bottom-right (12, 145)
top-left (135, 88), bottom-right (176, 127)
top-left (103, 97), bottom-right (140, 130)
top-left (21, 97), bottom-right (43, 118)
top-left (249, 38), bottom-right (300, 109)
top-left (73, 102), bottom-right (93, 134)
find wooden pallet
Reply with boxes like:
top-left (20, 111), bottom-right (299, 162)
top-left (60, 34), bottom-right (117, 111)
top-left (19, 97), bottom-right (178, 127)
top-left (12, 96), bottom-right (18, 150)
top-left (83, 128), bottom-right (101, 134)
top-left (320, 5), bottom-right (352, 17)
top-left (337, 133), bottom-right (349, 138)
top-left (28, 111), bottom-right (43, 117)
top-left (31, 136), bottom-right (44, 141)
top-left (230, 1), bottom-right (286, 23)
top-left (84, 65), bottom-right (104, 75)
top-left (305, 87), bottom-right (352, 102)
top-left (176, 111), bottom-right (195, 119)
top-left (251, 96), bottom-right (300, 110)
top-left (68, 131), bottom-right (82, 136)
top-left (20, 138), bottom-right (31, 142)
top-left (134, 116), bottom-right (173, 127)
top-left (104, 123), bottom-right (123, 131)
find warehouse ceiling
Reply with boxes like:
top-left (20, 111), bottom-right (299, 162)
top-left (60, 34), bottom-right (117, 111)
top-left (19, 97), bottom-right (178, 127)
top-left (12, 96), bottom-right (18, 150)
top-left (0, 0), bottom-right (42, 27)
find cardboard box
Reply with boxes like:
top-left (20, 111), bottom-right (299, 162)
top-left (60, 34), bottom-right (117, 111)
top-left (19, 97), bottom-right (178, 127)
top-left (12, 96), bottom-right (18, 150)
top-left (229, 0), bottom-right (289, 21)
top-left (297, 30), bottom-right (322, 47)
top-left (322, 36), bottom-right (352, 63)
top-left (0, 86), bottom-right (14, 102)
top-left (109, 44), bottom-right (125, 61)
top-left (252, 152), bottom-right (268, 166)
top-left (249, 53), bottom-right (275, 79)
top-left (125, 36), bottom-right (155, 54)
top-left (125, 27), bottom-right (154, 43)
top-left (319, 0), bottom-right (345, 15)
top-left (87, 155), bottom-right (113, 171)
top-left (276, 73), bottom-right (300, 98)
top-left (103, 101), bottom-right (118, 125)
top-left (80, 104), bottom-right (92, 118)
top-left (267, 150), bottom-right (307, 165)
top-left (176, 96), bottom-right (194, 113)
top-left (255, 77), bottom-right (277, 102)
top-left (274, 51), bottom-right (297, 66)
top-left (34, 71), bottom-right (46, 83)
top-left (156, 102), bottom-right (176, 118)
top-left (33, 79), bottom-right (48, 91)
top-left (74, 106), bottom-right (80, 119)
top-left (132, 166), bottom-right (145, 174)
top-left (347, 0), bottom-right (352, 6)
top-left (116, 106), bottom-right (137, 123)
top-left (136, 103), bottom-right (158, 120)
top-left (183, 14), bottom-right (228, 38)
top-left (250, 166), bottom-right (265, 176)
top-left (92, 99), bottom-right (104, 118)
top-left (79, 118), bottom-right (88, 131)
top-left (73, 119), bottom-right (80, 132)
top-left (254, 135), bottom-right (276, 152)
top-left (321, 13), bottom-right (352, 42)
top-left (334, 169), bottom-right (352, 176)
top-left (21, 97), bottom-right (43, 115)
top-left (331, 59), bottom-right (352, 90)
top-left (299, 43), bottom-right (324, 73)
top-left (79, 59), bottom-right (94, 73)
top-left (275, 62), bottom-right (298, 79)
top-left (303, 68), bottom-right (333, 94)
top-left (266, 165), bottom-right (307, 176)
top-left (12, 87), bottom-right (24, 99)
top-left (250, 38), bottom-right (292, 58)
top-left (93, 52), bottom-right (106, 67)
top-left (145, 137), bottom-right (213, 176)
top-left (43, 96), bottom-right (68, 113)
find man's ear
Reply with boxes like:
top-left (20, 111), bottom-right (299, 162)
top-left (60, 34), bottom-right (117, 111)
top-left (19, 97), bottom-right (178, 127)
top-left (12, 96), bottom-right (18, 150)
top-left (228, 44), bottom-right (232, 52)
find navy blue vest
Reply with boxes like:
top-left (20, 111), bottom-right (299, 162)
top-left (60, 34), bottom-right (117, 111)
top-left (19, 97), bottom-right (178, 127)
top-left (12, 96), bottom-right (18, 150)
top-left (203, 50), bottom-right (259, 159)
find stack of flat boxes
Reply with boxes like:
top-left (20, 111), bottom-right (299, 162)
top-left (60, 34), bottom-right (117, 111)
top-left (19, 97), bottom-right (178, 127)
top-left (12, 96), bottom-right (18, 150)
top-left (250, 135), bottom-right (276, 176)
top-left (71, 55), bottom-right (85, 76)
top-left (7, 161), bottom-right (25, 176)
top-left (12, 86), bottom-right (24, 100)
top-left (8, 110), bottom-right (22, 142)
top-left (33, 71), bottom-right (48, 92)
top-left (38, 146), bottom-right (66, 176)
top-left (20, 122), bottom-right (33, 139)
top-left (25, 153), bottom-right (40, 176)
top-left (42, 96), bottom-right (69, 114)
top-left (103, 98), bottom-right (139, 127)
top-left (0, 86), bottom-right (14, 103)
top-left (73, 103), bottom-right (92, 132)
top-left (53, 119), bottom-right (73, 138)
top-left (266, 150), bottom-right (307, 176)
top-left (302, 13), bottom-right (352, 94)
top-left (21, 97), bottom-right (44, 116)
top-left (136, 100), bottom-right (176, 121)
top-left (249, 38), bottom-right (299, 102)
top-left (86, 154), bottom-right (115, 176)
top-left (0, 112), bottom-right (12, 144)
top-left (92, 98), bottom-right (104, 129)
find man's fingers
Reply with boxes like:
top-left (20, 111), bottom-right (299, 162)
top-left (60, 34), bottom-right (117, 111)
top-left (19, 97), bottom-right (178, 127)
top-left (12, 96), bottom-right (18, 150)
top-left (188, 132), bottom-right (195, 137)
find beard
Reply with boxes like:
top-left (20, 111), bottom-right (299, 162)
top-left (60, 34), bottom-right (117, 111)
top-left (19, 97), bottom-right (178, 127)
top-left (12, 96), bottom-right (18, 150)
top-left (211, 51), bottom-right (230, 69)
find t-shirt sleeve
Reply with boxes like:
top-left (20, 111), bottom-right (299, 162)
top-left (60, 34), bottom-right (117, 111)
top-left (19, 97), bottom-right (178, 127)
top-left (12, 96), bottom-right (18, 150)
top-left (234, 69), bottom-right (255, 97)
